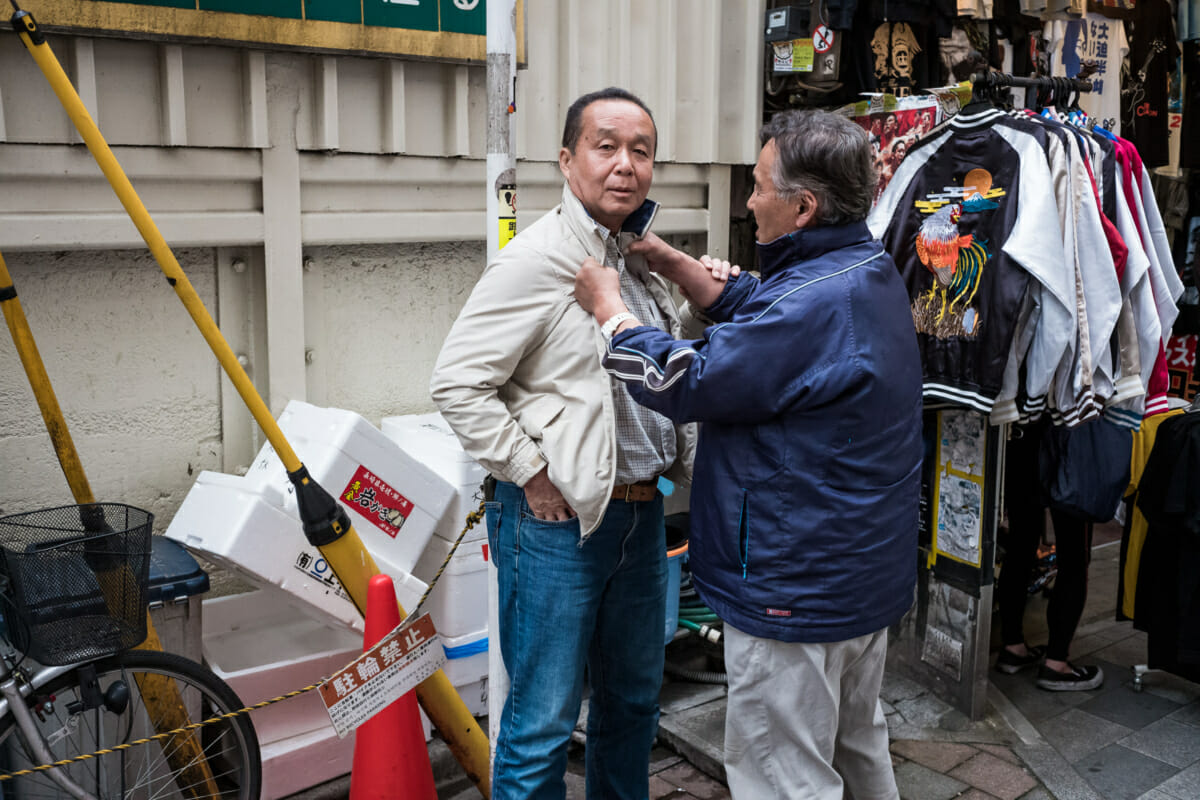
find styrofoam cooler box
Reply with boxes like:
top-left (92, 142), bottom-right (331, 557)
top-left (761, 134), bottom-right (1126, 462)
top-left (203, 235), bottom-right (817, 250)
top-left (245, 401), bottom-right (456, 573)
top-left (381, 412), bottom-right (489, 544)
top-left (203, 588), bottom-right (366, 799)
top-left (167, 470), bottom-right (427, 632)
top-left (440, 628), bottom-right (489, 717)
top-left (410, 534), bottom-right (488, 640)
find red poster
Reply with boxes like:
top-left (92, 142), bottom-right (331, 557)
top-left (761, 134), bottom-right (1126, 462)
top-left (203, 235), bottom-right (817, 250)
top-left (341, 465), bottom-right (415, 539)
top-left (1166, 334), bottom-right (1198, 402)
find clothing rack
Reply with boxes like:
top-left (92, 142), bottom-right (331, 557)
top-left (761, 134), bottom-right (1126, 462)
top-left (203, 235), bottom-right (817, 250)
top-left (968, 72), bottom-right (1094, 93)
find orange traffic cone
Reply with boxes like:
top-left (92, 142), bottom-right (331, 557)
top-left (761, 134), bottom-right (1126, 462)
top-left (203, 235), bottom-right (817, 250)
top-left (350, 574), bottom-right (438, 800)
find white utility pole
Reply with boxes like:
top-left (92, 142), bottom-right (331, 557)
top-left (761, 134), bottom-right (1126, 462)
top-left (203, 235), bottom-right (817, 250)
top-left (485, 0), bottom-right (517, 767)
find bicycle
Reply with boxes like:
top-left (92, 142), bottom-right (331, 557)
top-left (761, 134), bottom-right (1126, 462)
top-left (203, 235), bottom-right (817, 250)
top-left (0, 502), bottom-right (262, 799)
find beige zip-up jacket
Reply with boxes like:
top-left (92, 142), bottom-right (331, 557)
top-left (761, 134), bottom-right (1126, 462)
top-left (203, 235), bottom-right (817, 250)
top-left (430, 185), bottom-right (696, 537)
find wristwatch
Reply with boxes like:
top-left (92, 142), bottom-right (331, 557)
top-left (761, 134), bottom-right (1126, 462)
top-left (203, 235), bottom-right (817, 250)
top-left (600, 311), bottom-right (638, 339)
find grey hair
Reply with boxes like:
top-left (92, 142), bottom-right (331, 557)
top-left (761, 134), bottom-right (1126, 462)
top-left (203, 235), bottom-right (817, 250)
top-left (759, 110), bottom-right (878, 226)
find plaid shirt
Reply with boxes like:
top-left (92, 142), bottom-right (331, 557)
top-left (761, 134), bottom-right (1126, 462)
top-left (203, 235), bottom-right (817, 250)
top-left (599, 227), bottom-right (678, 484)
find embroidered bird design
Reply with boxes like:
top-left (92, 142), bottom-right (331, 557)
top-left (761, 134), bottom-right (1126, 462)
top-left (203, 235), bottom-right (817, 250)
top-left (914, 203), bottom-right (989, 334)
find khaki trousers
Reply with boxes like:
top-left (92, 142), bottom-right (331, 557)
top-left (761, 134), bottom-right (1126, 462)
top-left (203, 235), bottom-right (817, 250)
top-left (723, 625), bottom-right (899, 800)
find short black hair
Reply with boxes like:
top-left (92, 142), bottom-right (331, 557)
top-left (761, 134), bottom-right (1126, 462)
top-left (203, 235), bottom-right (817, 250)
top-left (561, 87), bottom-right (657, 154)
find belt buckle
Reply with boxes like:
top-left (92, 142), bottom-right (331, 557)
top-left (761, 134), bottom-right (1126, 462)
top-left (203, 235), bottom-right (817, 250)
top-left (622, 484), bottom-right (634, 503)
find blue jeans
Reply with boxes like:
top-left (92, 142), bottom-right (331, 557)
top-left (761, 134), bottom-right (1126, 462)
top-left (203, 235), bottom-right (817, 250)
top-left (486, 480), bottom-right (667, 800)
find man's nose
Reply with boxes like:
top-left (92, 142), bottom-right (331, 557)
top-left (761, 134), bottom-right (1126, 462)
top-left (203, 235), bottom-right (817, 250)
top-left (613, 147), bottom-right (633, 172)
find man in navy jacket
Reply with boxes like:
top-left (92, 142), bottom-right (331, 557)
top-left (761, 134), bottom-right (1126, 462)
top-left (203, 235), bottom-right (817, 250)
top-left (575, 109), bottom-right (923, 799)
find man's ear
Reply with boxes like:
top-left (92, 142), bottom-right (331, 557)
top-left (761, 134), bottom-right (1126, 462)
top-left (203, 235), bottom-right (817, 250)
top-left (558, 147), bottom-right (572, 180)
top-left (794, 189), bottom-right (819, 230)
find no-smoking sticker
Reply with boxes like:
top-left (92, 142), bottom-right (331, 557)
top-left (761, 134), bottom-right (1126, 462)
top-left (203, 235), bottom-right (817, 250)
top-left (813, 25), bottom-right (834, 53)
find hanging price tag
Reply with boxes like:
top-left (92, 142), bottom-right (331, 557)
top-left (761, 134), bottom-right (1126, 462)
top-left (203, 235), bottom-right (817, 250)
top-left (319, 614), bottom-right (445, 738)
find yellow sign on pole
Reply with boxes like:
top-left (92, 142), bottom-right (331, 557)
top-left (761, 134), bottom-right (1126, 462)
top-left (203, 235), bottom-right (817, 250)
top-left (498, 185), bottom-right (517, 250)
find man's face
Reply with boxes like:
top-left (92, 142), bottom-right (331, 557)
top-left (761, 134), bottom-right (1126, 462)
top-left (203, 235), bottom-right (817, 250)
top-left (884, 115), bottom-right (897, 135)
top-left (559, 99), bottom-right (655, 232)
top-left (747, 139), bottom-right (799, 244)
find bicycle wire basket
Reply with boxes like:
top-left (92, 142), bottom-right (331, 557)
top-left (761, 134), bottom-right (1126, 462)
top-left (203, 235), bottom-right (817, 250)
top-left (0, 503), bottom-right (152, 665)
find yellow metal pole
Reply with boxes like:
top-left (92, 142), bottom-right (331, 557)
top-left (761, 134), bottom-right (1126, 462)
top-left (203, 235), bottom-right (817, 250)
top-left (8, 9), bottom-right (490, 795)
top-left (1, 252), bottom-right (221, 798)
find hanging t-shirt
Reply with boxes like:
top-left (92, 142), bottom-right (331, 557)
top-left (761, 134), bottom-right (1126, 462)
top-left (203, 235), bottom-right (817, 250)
top-left (1183, 41), bottom-right (1200, 168)
top-left (1178, 0), bottom-right (1200, 41)
top-left (871, 22), bottom-right (924, 97)
top-left (1121, 0), bottom-right (1181, 168)
top-left (959, 0), bottom-right (996, 18)
top-left (1050, 14), bottom-right (1129, 133)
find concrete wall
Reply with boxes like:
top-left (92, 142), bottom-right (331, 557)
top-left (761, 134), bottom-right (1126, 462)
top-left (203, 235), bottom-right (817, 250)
top-left (0, 0), bottom-right (765, 530)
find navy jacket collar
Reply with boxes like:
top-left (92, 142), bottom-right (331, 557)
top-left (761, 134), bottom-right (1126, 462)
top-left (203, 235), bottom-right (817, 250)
top-left (756, 221), bottom-right (873, 278)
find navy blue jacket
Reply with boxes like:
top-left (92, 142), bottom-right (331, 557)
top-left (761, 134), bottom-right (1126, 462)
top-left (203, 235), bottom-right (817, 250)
top-left (604, 222), bottom-right (923, 642)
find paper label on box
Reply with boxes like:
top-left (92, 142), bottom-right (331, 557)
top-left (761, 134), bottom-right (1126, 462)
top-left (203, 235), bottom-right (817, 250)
top-left (293, 550), bottom-right (353, 602)
top-left (342, 465), bottom-right (415, 539)
top-left (320, 614), bottom-right (445, 739)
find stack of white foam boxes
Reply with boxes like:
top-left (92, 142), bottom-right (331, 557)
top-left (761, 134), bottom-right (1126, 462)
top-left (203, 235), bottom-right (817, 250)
top-left (166, 401), bottom-right (455, 799)
top-left (381, 412), bottom-right (490, 719)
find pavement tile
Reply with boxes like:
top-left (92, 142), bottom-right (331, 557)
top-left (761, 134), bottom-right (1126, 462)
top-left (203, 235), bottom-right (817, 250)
top-left (1074, 618), bottom-right (1137, 644)
top-left (977, 743), bottom-right (1023, 765)
top-left (893, 760), bottom-right (969, 800)
top-left (1164, 700), bottom-right (1200, 727)
top-left (656, 698), bottom-right (727, 783)
top-left (1149, 761), bottom-right (1200, 799)
top-left (651, 762), bottom-right (730, 800)
top-left (1072, 631), bottom-right (1117, 659)
top-left (649, 746), bottom-right (685, 774)
top-left (990, 670), bottom-right (1094, 722)
top-left (1134, 790), bottom-right (1177, 800)
top-left (890, 740), bottom-right (978, 772)
top-left (1094, 637), bottom-right (1165, 670)
top-left (1018, 789), bottom-right (1054, 800)
top-left (881, 671), bottom-right (929, 704)
top-left (893, 693), bottom-right (955, 727)
top-left (1140, 673), bottom-right (1200, 707)
top-left (1074, 743), bottom-right (1178, 799)
top-left (1078, 682), bottom-right (1185, 731)
top-left (1038, 707), bottom-right (1132, 763)
top-left (659, 682), bottom-right (727, 715)
top-left (1119, 717), bottom-right (1200, 768)
top-left (948, 752), bottom-right (1037, 800)
top-left (955, 790), bottom-right (1002, 799)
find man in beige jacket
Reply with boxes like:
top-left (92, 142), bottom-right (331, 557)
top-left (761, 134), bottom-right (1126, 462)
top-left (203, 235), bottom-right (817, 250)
top-left (430, 87), bottom-right (695, 800)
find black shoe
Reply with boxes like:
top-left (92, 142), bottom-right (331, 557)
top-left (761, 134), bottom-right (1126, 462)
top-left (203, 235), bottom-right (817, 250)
top-left (995, 645), bottom-right (1046, 674)
top-left (1036, 663), bottom-right (1104, 691)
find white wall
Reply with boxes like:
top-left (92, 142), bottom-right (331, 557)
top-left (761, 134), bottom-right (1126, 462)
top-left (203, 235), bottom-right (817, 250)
top-left (0, 0), bottom-right (764, 527)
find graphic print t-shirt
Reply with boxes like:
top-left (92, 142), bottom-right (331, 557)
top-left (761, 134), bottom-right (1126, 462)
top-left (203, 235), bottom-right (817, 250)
top-left (872, 22), bottom-right (924, 97)
top-left (1049, 14), bottom-right (1129, 134)
top-left (1121, 0), bottom-right (1181, 168)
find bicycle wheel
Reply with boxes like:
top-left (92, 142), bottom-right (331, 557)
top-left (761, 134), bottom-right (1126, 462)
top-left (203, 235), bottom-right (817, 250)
top-left (0, 649), bottom-right (261, 799)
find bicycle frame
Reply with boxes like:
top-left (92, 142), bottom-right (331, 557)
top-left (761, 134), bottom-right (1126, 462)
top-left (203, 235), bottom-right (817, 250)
top-left (0, 652), bottom-right (99, 799)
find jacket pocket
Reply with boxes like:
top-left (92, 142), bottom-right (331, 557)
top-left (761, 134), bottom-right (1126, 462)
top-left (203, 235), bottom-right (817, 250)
top-left (516, 395), bottom-right (566, 440)
top-left (484, 500), bottom-right (503, 569)
top-left (738, 490), bottom-right (750, 580)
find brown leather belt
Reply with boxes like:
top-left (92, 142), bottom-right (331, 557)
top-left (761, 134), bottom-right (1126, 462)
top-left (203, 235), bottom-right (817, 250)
top-left (611, 480), bottom-right (658, 503)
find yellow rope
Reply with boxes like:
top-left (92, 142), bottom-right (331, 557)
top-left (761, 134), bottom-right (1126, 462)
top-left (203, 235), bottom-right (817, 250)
top-left (0, 682), bottom-right (319, 782)
top-left (410, 502), bottom-right (486, 620)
